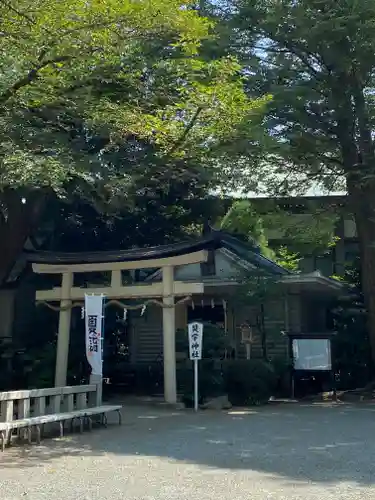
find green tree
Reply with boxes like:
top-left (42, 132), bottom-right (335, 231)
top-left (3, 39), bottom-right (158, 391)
top-left (0, 0), bottom-right (267, 283)
top-left (332, 258), bottom-right (371, 389)
top-left (209, 0), bottom-right (375, 361)
top-left (220, 200), bottom-right (274, 258)
top-left (275, 246), bottom-right (301, 273)
top-left (219, 199), bottom-right (336, 271)
top-left (42, 196), bottom-right (227, 252)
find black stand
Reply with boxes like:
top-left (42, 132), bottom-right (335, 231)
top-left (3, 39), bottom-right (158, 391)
top-left (288, 332), bottom-right (336, 400)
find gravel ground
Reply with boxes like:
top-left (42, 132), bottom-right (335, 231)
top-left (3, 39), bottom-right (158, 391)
top-left (1, 402), bottom-right (375, 500)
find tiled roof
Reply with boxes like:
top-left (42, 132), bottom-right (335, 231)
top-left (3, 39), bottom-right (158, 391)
top-left (24, 229), bottom-right (290, 275)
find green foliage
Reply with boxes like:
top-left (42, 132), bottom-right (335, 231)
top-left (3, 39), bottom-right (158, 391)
top-left (269, 355), bottom-right (293, 397)
top-left (209, 0), bottom-right (375, 194)
top-left (46, 196), bottom-right (227, 252)
top-left (0, 301), bottom-right (58, 390)
top-left (176, 323), bottom-right (231, 405)
top-left (177, 360), bottom-right (225, 406)
top-left (331, 258), bottom-right (372, 389)
top-left (235, 272), bottom-right (282, 306)
top-left (21, 342), bottom-right (56, 388)
top-left (262, 207), bottom-right (339, 255)
top-left (178, 358), bottom-right (281, 406)
top-left (0, 338), bottom-right (56, 390)
top-left (220, 200), bottom-right (275, 259)
top-left (176, 323), bottom-right (232, 360)
top-left (0, 0), bottom-right (272, 289)
top-left (274, 246), bottom-right (301, 273)
top-left (219, 199), bottom-right (338, 272)
top-left (0, 1), bottom-right (204, 186)
top-left (0, 303), bottom-right (91, 391)
top-left (224, 359), bottom-right (277, 405)
top-left (207, 3), bottom-right (375, 364)
top-left (0, 0), bottom-right (267, 202)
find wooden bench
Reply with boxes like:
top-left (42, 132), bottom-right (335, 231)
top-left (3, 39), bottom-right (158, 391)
top-left (0, 384), bottom-right (122, 451)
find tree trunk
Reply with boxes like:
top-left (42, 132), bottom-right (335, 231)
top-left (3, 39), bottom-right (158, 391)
top-left (0, 189), bottom-right (46, 286)
top-left (336, 76), bottom-right (375, 365)
top-left (347, 179), bottom-right (375, 366)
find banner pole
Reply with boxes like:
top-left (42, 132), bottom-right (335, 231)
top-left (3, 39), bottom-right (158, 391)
top-left (194, 359), bottom-right (198, 412)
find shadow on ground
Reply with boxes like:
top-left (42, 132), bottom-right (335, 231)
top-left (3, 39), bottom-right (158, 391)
top-left (1, 402), bottom-right (375, 487)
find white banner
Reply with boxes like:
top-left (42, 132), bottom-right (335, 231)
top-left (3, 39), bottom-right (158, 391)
top-left (188, 322), bottom-right (203, 360)
top-left (85, 294), bottom-right (105, 376)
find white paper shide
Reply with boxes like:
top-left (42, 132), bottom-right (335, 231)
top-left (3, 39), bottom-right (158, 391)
top-left (85, 294), bottom-right (104, 376)
top-left (188, 322), bottom-right (203, 360)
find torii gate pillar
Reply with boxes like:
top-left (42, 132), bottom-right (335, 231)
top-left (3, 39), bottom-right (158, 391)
top-left (55, 271), bottom-right (73, 387)
top-left (162, 266), bottom-right (176, 403)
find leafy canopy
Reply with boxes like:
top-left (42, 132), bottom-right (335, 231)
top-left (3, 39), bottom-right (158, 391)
top-left (219, 199), bottom-right (337, 271)
top-left (207, 0), bottom-right (375, 195)
top-left (0, 0), bottom-right (268, 201)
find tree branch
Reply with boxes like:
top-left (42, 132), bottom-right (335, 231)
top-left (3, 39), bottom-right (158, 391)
top-left (276, 39), bottom-right (321, 77)
top-left (0, 55), bottom-right (72, 104)
top-left (168, 107), bottom-right (203, 154)
top-left (0, 0), bottom-right (35, 25)
top-left (255, 27), bottom-right (328, 77)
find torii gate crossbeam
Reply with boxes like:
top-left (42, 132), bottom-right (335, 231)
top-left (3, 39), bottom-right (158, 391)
top-left (31, 249), bottom-right (208, 404)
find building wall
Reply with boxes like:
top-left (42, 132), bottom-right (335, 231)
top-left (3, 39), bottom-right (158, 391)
top-left (131, 293), bottom-right (292, 365)
top-left (130, 301), bottom-right (191, 364)
top-left (287, 293), bottom-right (302, 333)
top-left (233, 298), bottom-right (289, 361)
top-left (131, 305), bottom-right (163, 364)
top-left (129, 290), bottom-right (331, 364)
top-left (175, 249), bottom-right (240, 281)
top-left (175, 263), bottom-right (201, 281)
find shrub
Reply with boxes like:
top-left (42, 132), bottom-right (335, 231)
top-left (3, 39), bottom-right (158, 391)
top-left (270, 356), bottom-right (293, 397)
top-left (0, 338), bottom-right (57, 390)
top-left (177, 360), bottom-right (225, 407)
top-left (134, 363), bottom-right (163, 394)
top-left (175, 322), bottom-right (232, 407)
top-left (224, 359), bottom-right (277, 405)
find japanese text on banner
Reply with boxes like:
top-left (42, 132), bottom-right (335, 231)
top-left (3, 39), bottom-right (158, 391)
top-left (85, 294), bottom-right (104, 376)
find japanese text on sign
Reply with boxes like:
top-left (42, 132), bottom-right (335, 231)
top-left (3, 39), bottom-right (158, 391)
top-left (87, 314), bottom-right (99, 353)
top-left (188, 322), bottom-right (203, 361)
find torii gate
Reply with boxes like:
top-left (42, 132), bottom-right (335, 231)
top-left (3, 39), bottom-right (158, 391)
top-left (31, 249), bottom-right (208, 404)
